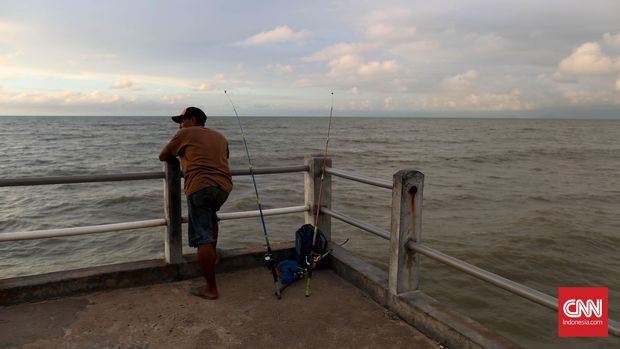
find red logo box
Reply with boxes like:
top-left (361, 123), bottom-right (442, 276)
top-left (558, 287), bottom-right (608, 337)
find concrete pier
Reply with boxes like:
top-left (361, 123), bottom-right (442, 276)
top-left (0, 244), bottom-right (523, 349)
top-left (1, 268), bottom-right (439, 349)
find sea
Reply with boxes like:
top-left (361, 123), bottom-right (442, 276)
top-left (0, 116), bottom-right (619, 348)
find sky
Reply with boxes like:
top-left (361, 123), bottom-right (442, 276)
top-left (1, 0), bottom-right (619, 117)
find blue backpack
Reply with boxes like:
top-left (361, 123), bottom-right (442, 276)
top-left (295, 224), bottom-right (329, 270)
top-left (277, 259), bottom-right (305, 285)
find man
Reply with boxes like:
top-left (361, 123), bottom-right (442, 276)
top-left (159, 106), bottom-right (232, 300)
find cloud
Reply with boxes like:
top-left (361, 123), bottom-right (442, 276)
top-left (383, 96), bottom-right (397, 110)
top-left (386, 39), bottom-right (441, 62)
top-left (65, 59), bottom-right (81, 67)
top-left (347, 99), bottom-right (375, 110)
top-left (243, 25), bottom-right (311, 45)
top-left (110, 80), bottom-right (132, 89)
top-left (0, 51), bottom-right (23, 66)
top-left (553, 42), bottom-right (620, 81)
top-left (552, 37), bottom-right (620, 106)
top-left (467, 33), bottom-right (506, 53)
top-left (603, 32), bottom-right (620, 49)
top-left (357, 60), bottom-right (400, 77)
top-left (0, 90), bottom-right (124, 105)
top-left (3, 3), bottom-right (620, 116)
top-left (194, 83), bottom-right (213, 91)
top-left (63, 91), bottom-right (123, 104)
top-left (293, 78), bottom-right (313, 87)
top-left (266, 64), bottom-right (293, 76)
top-left (326, 55), bottom-right (363, 77)
top-left (161, 94), bottom-right (191, 104)
top-left (0, 64), bottom-right (197, 90)
top-left (420, 89), bottom-right (532, 111)
top-left (325, 54), bottom-right (401, 79)
top-left (303, 42), bottom-right (378, 62)
top-left (110, 79), bottom-right (142, 91)
top-left (442, 70), bottom-right (479, 90)
top-left (559, 88), bottom-right (616, 105)
top-left (201, 72), bottom-right (254, 88)
top-left (0, 21), bottom-right (20, 32)
top-left (358, 8), bottom-right (506, 59)
top-left (360, 8), bottom-right (414, 29)
top-left (0, 21), bottom-right (23, 44)
top-left (365, 23), bottom-right (416, 43)
top-left (302, 7), bottom-right (504, 97)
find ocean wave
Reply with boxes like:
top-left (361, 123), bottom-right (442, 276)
top-left (528, 195), bottom-right (551, 202)
top-left (94, 195), bottom-right (149, 206)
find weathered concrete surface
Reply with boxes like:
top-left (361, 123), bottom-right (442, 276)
top-left (0, 268), bottom-right (441, 349)
top-left (0, 243), bottom-right (296, 306)
top-left (328, 245), bottom-right (523, 349)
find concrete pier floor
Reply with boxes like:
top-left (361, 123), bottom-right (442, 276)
top-left (0, 268), bottom-right (440, 349)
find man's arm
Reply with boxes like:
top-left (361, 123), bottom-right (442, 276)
top-left (159, 144), bottom-right (175, 161)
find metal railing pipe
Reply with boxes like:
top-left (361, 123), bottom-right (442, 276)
top-left (326, 167), bottom-right (392, 189)
top-left (0, 172), bottom-right (165, 187)
top-left (217, 205), bottom-right (309, 220)
top-left (1, 206), bottom-right (310, 242)
top-left (409, 241), bottom-right (620, 336)
top-left (611, 320), bottom-right (620, 337)
top-left (321, 207), bottom-right (389, 240)
top-left (0, 165), bottom-right (310, 188)
top-left (230, 165), bottom-right (309, 176)
top-left (409, 242), bottom-right (558, 308)
top-left (0, 219), bottom-right (167, 242)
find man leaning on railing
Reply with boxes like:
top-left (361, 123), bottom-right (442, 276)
top-left (159, 106), bottom-right (233, 300)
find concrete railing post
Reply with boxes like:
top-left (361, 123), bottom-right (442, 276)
top-left (163, 158), bottom-right (184, 264)
top-left (388, 169), bottom-right (424, 295)
top-left (304, 155), bottom-right (332, 242)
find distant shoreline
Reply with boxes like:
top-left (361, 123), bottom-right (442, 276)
top-left (1, 115), bottom-right (619, 120)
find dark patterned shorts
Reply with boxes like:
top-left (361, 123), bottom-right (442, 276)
top-left (186, 186), bottom-right (229, 247)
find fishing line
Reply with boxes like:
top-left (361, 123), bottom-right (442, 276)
top-left (305, 92), bottom-right (335, 297)
top-left (224, 90), bottom-right (282, 299)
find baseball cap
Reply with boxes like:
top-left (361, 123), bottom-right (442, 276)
top-left (171, 106), bottom-right (207, 124)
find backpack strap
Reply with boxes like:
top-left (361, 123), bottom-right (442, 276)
top-left (319, 230), bottom-right (328, 251)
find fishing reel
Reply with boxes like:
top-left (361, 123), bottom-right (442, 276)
top-left (263, 252), bottom-right (275, 270)
top-left (293, 266), bottom-right (307, 280)
top-left (304, 252), bottom-right (322, 270)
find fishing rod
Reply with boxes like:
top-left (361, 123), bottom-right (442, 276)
top-left (224, 90), bottom-right (281, 299)
top-left (305, 92), bottom-right (335, 297)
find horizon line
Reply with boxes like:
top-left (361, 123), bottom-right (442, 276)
top-left (1, 114), bottom-right (619, 120)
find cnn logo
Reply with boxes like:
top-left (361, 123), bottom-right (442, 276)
top-left (558, 287), bottom-right (608, 337)
top-left (562, 299), bottom-right (603, 318)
